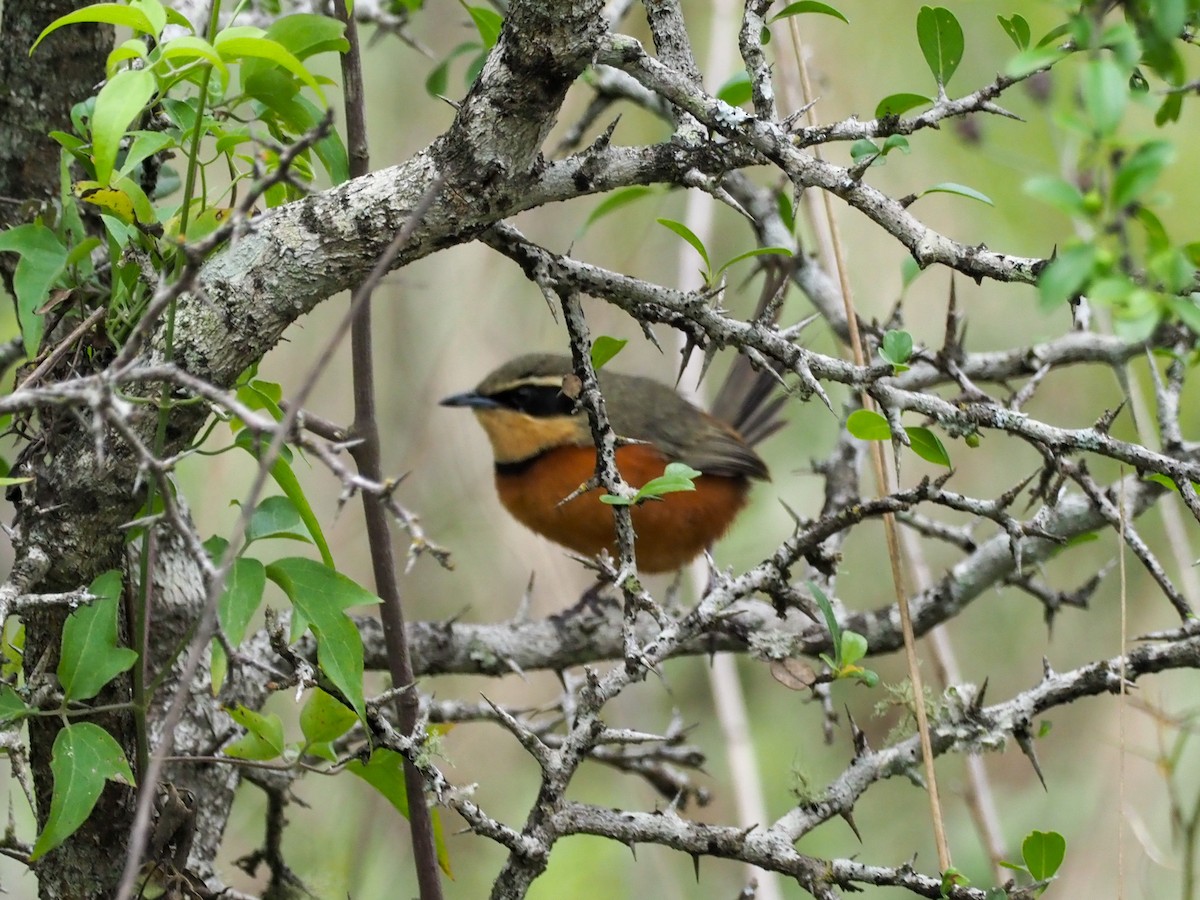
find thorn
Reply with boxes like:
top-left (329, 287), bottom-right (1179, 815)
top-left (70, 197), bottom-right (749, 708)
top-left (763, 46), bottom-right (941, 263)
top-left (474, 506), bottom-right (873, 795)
top-left (1013, 724), bottom-right (1048, 790)
top-left (846, 706), bottom-right (869, 757)
top-left (514, 571), bottom-right (536, 623)
top-left (970, 678), bottom-right (989, 714)
top-left (639, 320), bottom-right (662, 353)
top-left (691, 853), bottom-right (701, 882)
top-left (840, 808), bottom-right (863, 843)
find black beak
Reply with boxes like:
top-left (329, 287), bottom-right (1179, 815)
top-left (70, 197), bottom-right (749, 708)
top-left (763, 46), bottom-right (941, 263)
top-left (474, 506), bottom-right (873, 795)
top-left (439, 390), bottom-right (501, 410)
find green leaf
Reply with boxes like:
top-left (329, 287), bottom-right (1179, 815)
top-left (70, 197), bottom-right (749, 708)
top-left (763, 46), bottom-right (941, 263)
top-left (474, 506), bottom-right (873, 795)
top-left (808, 580), bottom-right (842, 656)
top-left (916, 6), bottom-right (964, 87)
top-left (846, 409), bottom-right (891, 441)
top-left (348, 749), bottom-right (453, 875)
top-left (1112, 140), bottom-right (1174, 209)
top-left (901, 256), bottom-right (923, 291)
top-left (590, 336), bottom-right (627, 370)
top-left (117, 130), bottom-right (175, 179)
top-left (246, 495), bottom-right (310, 545)
top-left (1022, 830), bottom-right (1066, 881)
top-left (656, 218), bottom-right (710, 274)
top-left (1171, 297), bottom-right (1200, 337)
top-left (600, 462), bottom-right (703, 506)
top-left (265, 558), bottom-right (379, 718)
top-left (905, 426), bottom-right (951, 468)
top-left (1023, 175), bottom-right (1087, 218)
top-left (1081, 57), bottom-right (1127, 135)
top-left (874, 92), bottom-right (932, 118)
top-left (0, 684), bottom-right (31, 724)
top-left (30, 723), bottom-right (135, 860)
top-left (1038, 244), bottom-right (1097, 309)
top-left (583, 186), bottom-right (655, 232)
top-left (425, 41), bottom-right (478, 98)
top-left (715, 246), bottom-right (793, 278)
top-left (850, 139), bottom-right (880, 162)
top-left (234, 435), bottom-right (333, 566)
top-left (258, 13), bottom-right (348, 60)
top-left (223, 705), bottom-right (286, 760)
top-left (159, 35), bottom-right (229, 82)
top-left (715, 70), bottom-right (752, 107)
top-left (918, 182), bottom-right (994, 206)
top-left (1005, 44), bottom-right (1067, 78)
top-left (880, 329), bottom-right (913, 367)
top-left (838, 630), bottom-right (868, 666)
top-left (881, 135), bottom-right (910, 156)
top-left (214, 28), bottom-right (324, 101)
top-left (300, 687), bottom-right (358, 745)
top-left (218, 557), bottom-right (266, 648)
top-left (58, 570), bottom-right (138, 703)
top-left (32, 4), bottom-right (159, 54)
top-left (768, 1), bottom-right (849, 25)
top-left (997, 13), bottom-right (1031, 50)
top-left (463, 3), bottom-right (503, 48)
top-left (91, 67), bottom-right (156, 186)
top-left (0, 223), bottom-right (68, 355)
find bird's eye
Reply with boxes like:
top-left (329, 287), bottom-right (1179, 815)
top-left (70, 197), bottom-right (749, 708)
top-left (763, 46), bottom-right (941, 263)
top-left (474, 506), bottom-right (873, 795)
top-left (497, 384), bottom-right (577, 417)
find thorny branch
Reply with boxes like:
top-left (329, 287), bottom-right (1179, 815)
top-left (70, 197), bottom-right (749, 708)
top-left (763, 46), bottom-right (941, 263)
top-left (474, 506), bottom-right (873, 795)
top-left (3, 0), bottom-right (1200, 898)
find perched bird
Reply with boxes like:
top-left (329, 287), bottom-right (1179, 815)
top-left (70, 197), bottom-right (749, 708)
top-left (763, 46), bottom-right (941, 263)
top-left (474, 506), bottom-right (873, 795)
top-left (440, 353), bottom-right (783, 572)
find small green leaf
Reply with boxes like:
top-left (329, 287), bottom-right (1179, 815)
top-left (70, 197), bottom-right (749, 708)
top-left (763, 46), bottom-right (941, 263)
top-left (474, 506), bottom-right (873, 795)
top-left (1038, 244), bottom-right (1097, 309)
top-left (463, 3), bottom-right (503, 48)
top-left (158, 34), bottom-right (228, 79)
top-left (838, 631), bottom-right (868, 666)
top-left (348, 749), bottom-right (453, 875)
top-left (1022, 830), bottom-right (1066, 881)
top-left (636, 461), bottom-right (701, 499)
top-left (846, 409), bottom-right (891, 441)
top-left (246, 495), bottom-right (310, 545)
top-left (0, 684), bottom-right (31, 724)
top-left (880, 330), bottom-right (913, 367)
top-left (1023, 175), bottom-right (1087, 218)
top-left (715, 246), bottom-right (793, 279)
top-left (918, 182), bottom-right (994, 206)
top-left (905, 426), bottom-right (951, 468)
top-left (582, 186), bottom-right (655, 231)
top-left (850, 139), bottom-right (880, 162)
top-left (715, 70), bottom-right (752, 107)
top-left (1005, 44), bottom-right (1067, 78)
top-left (590, 337), bottom-right (628, 370)
top-left (1081, 57), bottom-right (1127, 135)
top-left (234, 436), bottom-right (333, 567)
top-left (1112, 140), bottom-right (1174, 209)
top-left (881, 135), bottom-right (910, 156)
top-left (214, 28), bottom-right (324, 101)
top-left (901, 256), bottom-right (923, 291)
top-left (300, 688), bottom-right (358, 745)
top-left (657, 218), bottom-right (710, 274)
top-left (874, 92), bottom-right (932, 118)
top-left (265, 558), bottom-right (379, 718)
top-left (808, 581), bottom-right (842, 657)
top-left (768, 1), bottom-right (849, 25)
top-left (223, 705), bottom-right (286, 760)
top-left (58, 571), bottom-right (138, 703)
top-left (218, 557), bottom-right (266, 648)
top-left (997, 14), bottom-right (1031, 50)
top-left (0, 223), bottom-right (68, 355)
top-left (91, 67), bottom-right (156, 186)
top-left (917, 6), bottom-right (965, 87)
top-left (30, 723), bottom-right (135, 860)
top-left (32, 4), bottom-right (159, 54)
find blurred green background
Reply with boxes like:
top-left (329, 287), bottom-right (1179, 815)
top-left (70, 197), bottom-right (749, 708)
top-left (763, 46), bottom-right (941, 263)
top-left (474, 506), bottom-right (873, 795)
top-left (4, 0), bottom-right (1200, 896)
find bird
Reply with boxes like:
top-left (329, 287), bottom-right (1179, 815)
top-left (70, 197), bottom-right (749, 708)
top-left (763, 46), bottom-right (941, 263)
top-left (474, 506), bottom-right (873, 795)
top-left (440, 352), bottom-right (784, 573)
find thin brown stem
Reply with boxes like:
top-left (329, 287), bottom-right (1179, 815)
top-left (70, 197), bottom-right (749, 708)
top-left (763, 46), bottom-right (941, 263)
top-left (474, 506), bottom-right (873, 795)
top-left (334, 2), bottom-right (444, 897)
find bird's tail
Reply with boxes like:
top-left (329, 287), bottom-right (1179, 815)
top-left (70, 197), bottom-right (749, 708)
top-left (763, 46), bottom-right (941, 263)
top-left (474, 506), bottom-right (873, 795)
top-left (707, 260), bottom-right (791, 448)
